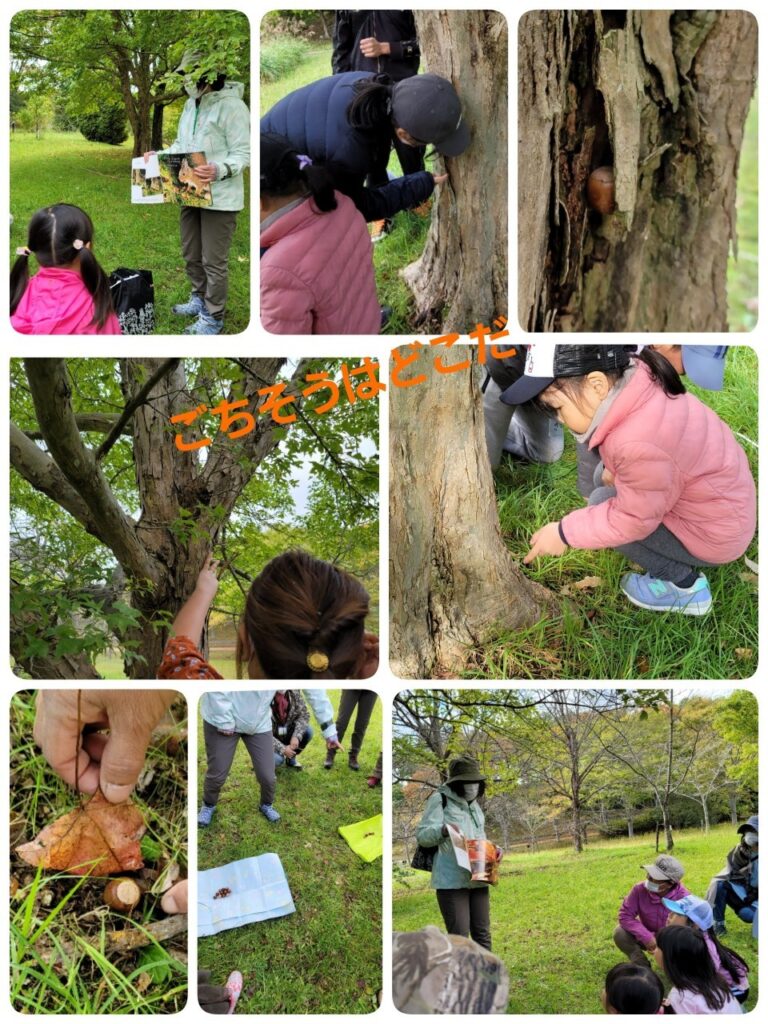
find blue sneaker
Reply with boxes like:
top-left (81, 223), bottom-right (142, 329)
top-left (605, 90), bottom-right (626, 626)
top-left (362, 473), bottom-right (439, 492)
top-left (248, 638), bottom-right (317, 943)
top-left (620, 572), bottom-right (712, 616)
top-left (184, 311), bottom-right (224, 335)
top-left (172, 293), bottom-right (206, 317)
top-left (260, 803), bottom-right (281, 823)
top-left (198, 802), bottom-right (216, 827)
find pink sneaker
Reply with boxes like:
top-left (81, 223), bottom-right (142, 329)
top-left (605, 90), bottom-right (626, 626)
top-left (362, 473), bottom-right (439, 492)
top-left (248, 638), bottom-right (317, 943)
top-left (225, 971), bottom-right (243, 1014)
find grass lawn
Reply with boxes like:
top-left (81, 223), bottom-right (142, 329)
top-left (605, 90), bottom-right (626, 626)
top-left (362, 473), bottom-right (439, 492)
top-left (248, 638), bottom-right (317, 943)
top-left (197, 691), bottom-right (382, 1013)
top-left (260, 43), bottom-right (431, 334)
top-left (393, 824), bottom-right (758, 1014)
top-left (465, 347), bottom-right (758, 680)
top-left (10, 691), bottom-right (188, 1014)
top-left (727, 96), bottom-right (758, 332)
top-left (10, 132), bottom-right (250, 335)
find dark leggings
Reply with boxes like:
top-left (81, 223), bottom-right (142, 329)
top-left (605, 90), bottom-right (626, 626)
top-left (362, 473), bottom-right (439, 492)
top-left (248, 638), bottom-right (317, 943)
top-left (436, 887), bottom-right (492, 951)
top-left (588, 485), bottom-right (719, 584)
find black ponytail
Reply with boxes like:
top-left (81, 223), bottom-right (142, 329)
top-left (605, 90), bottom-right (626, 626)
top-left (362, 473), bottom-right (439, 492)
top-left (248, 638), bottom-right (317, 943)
top-left (9, 204), bottom-right (115, 329)
top-left (633, 347), bottom-right (686, 396)
top-left (261, 132), bottom-right (337, 214)
top-left (347, 75), bottom-right (393, 130)
top-left (10, 254), bottom-right (31, 317)
top-left (704, 929), bottom-right (749, 988)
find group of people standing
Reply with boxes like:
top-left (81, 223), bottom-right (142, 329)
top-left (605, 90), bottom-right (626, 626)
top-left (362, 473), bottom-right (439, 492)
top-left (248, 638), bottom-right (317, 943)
top-left (260, 9), bottom-right (470, 334)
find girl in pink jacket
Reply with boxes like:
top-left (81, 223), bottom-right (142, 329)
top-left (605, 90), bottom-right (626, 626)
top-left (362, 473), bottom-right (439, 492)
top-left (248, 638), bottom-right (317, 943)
top-left (511, 344), bottom-right (756, 616)
top-left (11, 204), bottom-right (120, 335)
top-left (260, 132), bottom-right (381, 334)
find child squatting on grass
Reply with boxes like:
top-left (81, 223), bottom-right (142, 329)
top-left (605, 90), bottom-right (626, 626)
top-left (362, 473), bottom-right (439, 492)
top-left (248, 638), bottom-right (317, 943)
top-left (509, 344), bottom-right (756, 616)
top-left (654, 925), bottom-right (743, 1014)
top-left (10, 204), bottom-right (121, 335)
top-left (601, 963), bottom-right (664, 1014)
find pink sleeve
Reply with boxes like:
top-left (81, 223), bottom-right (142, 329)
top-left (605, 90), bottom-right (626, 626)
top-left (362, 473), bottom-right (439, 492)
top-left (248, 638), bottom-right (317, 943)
top-left (561, 442), bottom-right (682, 550)
top-left (260, 264), bottom-right (314, 334)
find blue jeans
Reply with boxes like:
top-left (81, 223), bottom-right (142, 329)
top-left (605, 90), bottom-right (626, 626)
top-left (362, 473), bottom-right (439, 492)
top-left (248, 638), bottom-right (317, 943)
top-left (711, 879), bottom-right (757, 925)
top-left (274, 723), bottom-right (314, 766)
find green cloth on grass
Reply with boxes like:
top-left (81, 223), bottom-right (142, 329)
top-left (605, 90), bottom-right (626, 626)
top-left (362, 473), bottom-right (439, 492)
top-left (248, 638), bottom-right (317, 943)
top-left (339, 813), bottom-right (383, 862)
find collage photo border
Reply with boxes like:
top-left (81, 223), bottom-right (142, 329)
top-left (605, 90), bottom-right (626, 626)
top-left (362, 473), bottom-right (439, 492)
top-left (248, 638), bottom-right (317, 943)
top-left (1, 1), bottom-right (765, 1019)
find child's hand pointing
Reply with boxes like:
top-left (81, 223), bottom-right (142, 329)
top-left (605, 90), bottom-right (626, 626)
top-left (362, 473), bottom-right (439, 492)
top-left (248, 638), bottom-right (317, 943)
top-left (524, 522), bottom-right (567, 563)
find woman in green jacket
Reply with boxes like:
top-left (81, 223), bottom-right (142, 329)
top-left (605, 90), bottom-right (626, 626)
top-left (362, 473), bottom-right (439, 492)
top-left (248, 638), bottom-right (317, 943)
top-left (145, 52), bottom-right (250, 335)
top-left (415, 756), bottom-right (493, 950)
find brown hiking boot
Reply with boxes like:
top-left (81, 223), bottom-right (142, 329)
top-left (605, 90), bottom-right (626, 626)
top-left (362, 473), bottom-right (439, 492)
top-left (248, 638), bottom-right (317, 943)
top-left (348, 753), bottom-right (360, 771)
top-left (324, 748), bottom-right (337, 770)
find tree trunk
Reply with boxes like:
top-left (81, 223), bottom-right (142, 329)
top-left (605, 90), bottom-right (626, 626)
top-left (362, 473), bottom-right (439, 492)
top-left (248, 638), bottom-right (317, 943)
top-left (663, 806), bottom-right (674, 851)
top-left (12, 358), bottom-right (288, 679)
top-left (627, 817), bottom-right (634, 839)
top-left (728, 789), bottom-right (739, 826)
top-left (518, 10), bottom-right (757, 331)
top-left (403, 11), bottom-right (507, 331)
top-left (389, 347), bottom-right (556, 677)
top-left (151, 100), bottom-right (165, 151)
top-left (702, 797), bottom-right (710, 833)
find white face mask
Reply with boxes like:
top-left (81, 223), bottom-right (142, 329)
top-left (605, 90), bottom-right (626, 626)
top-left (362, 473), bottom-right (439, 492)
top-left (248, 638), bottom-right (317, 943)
top-left (463, 783), bottom-right (480, 802)
top-left (645, 880), bottom-right (663, 893)
top-left (743, 832), bottom-right (759, 847)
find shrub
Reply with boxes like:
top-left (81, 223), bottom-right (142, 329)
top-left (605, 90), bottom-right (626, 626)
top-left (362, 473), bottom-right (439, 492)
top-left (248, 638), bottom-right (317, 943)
top-left (260, 38), bottom-right (310, 82)
top-left (76, 104), bottom-right (128, 145)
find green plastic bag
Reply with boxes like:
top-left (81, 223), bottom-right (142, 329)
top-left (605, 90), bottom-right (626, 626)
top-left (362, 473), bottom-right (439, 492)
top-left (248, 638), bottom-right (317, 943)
top-left (338, 813), bottom-right (383, 862)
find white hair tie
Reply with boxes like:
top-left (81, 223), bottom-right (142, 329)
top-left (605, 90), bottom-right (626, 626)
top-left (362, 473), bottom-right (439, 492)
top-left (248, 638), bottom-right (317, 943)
top-left (73, 239), bottom-right (84, 250)
top-left (16, 246), bottom-right (30, 256)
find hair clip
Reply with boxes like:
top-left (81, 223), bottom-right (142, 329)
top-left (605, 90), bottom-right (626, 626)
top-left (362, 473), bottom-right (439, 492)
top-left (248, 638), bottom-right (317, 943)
top-left (297, 154), bottom-right (313, 170)
top-left (306, 650), bottom-right (329, 673)
top-left (15, 246), bottom-right (30, 256)
top-left (72, 239), bottom-right (84, 250)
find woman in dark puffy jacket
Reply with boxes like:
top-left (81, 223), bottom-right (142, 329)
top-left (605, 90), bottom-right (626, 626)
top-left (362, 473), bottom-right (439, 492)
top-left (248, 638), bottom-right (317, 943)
top-left (260, 71), bottom-right (469, 221)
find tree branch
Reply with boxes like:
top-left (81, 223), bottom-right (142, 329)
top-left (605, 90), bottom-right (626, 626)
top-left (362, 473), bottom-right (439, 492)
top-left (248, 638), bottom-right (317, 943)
top-left (95, 358), bottom-right (180, 461)
top-left (23, 359), bottom-right (159, 584)
top-left (24, 412), bottom-right (127, 440)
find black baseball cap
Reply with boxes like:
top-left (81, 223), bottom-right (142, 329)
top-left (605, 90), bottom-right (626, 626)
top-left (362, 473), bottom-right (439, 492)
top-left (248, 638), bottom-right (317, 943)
top-left (391, 73), bottom-right (470, 156)
top-left (500, 344), bottom-right (632, 406)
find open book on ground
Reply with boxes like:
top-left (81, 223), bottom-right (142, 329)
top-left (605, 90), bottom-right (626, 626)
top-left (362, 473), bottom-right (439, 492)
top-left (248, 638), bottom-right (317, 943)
top-left (446, 825), bottom-right (500, 884)
top-left (131, 152), bottom-right (212, 207)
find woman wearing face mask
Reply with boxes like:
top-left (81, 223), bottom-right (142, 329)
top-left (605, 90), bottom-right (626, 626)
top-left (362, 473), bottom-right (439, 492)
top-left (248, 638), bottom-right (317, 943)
top-left (144, 51), bottom-right (250, 335)
top-left (614, 855), bottom-right (689, 964)
top-left (415, 756), bottom-right (497, 951)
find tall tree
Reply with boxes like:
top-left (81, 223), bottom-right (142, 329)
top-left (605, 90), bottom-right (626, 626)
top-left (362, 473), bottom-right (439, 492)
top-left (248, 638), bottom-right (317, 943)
top-left (10, 10), bottom-right (249, 155)
top-left (390, 349), bottom-right (556, 678)
top-left (403, 11), bottom-right (507, 331)
top-left (11, 358), bottom-right (377, 679)
top-left (518, 10), bottom-right (756, 331)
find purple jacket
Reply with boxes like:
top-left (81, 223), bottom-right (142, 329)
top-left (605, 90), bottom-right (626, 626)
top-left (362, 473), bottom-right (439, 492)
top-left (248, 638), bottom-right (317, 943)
top-left (618, 880), bottom-right (689, 947)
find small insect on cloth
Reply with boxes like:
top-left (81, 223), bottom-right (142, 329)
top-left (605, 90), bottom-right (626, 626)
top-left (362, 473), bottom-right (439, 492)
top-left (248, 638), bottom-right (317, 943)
top-left (198, 853), bottom-right (296, 937)
top-left (338, 813), bottom-right (383, 862)
top-left (15, 791), bottom-right (146, 876)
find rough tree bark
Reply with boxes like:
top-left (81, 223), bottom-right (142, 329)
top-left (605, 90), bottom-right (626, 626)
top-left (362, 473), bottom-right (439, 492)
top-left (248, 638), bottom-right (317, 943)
top-left (389, 348), bottom-right (556, 678)
top-left (518, 10), bottom-right (757, 331)
top-left (11, 358), bottom-right (291, 679)
top-left (403, 10), bottom-right (507, 331)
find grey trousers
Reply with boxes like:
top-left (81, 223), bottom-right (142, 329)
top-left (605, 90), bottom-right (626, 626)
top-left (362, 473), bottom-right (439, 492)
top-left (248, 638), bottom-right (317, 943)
top-left (613, 925), bottom-right (651, 965)
top-left (336, 690), bottom-right (378, 756)
top-left (180, 207), bottom-right (239, 317)
top-left (436, 888), bottom-right (492, 951)
top-left (202, 721), bottom-right (276, 807)
top-left (588, 485), bottom-right (719, 584)
top-left (482, 378), bottom-right (564, 470)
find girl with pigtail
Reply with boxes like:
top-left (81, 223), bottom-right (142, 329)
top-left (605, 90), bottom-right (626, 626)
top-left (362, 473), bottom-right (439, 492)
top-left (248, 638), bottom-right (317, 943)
top-left (158, 550), bottom-right (378, 827)
top-left (10, 204), bottom-right (120, 334)
top-left (260, 131), bottom-right (381, 334)
top-left (157, 550), bottom-right (379, 682)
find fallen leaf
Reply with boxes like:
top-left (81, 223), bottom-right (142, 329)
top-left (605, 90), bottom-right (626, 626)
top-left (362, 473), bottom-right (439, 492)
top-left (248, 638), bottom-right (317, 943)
top-left (560, 575), bottom-right (603, 597)
top-left (734, 648), bottom-right (754, 660)
top-left (744, 555), bottom-right (759, 574)
top-left (16, 791), bottom-right (145, 876)
top-left (738, 572), bottom-right (758, 587)
top-left (636, 655), bottom-right (651, 675)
